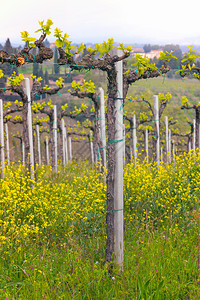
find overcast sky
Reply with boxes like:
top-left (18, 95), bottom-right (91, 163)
top-left (0, 0), bottom-right (200, 46)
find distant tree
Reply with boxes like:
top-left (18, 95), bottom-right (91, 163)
top-left (3, 38), bottom-right (13, 54)
top-left (44, 39), bottom-right (50, 48)
top-left (163, 44), bottom-right (182, 69)
top-left (143, 44), bottom-right (151, 53)
top-left (151, 44), bottom-right (162, 50)
top-left (38, 66), bottom-right (44, 80)
top-left (0, 20), bottom-right (54, 68)
top-left (1, 38), bottom-right (18, 76)
top-left (44, 70), bottom-right (49, 85)
top-left (0, 43), bottom-right (3, 50)
top-left (54, 47), bottom-right (60, 74)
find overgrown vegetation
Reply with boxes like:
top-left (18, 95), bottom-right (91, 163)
top-left (1, 155), bottom-right (200, 298)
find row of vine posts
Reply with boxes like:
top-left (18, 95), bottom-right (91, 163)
top-left (0, 20), bottom-right (199, 270)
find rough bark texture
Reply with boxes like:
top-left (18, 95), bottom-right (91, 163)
top-left (105, 66), bottom-right (118, 262)
top-left (0, 35), bottom-right (53, 67)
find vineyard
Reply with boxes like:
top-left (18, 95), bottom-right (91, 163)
top-left (1, 19), bottom-right (200, 299)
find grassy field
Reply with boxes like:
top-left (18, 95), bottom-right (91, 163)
top-left (126, 76), bottom-right (200, 130)
top-left (1, 154), bottom-right (200, 299)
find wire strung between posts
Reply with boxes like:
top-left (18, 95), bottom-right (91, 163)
top-left (11, 54), bottom-right (18, 70)
top-left (23, 54), bottom-right (29, 62)
top-left (97, 145), bottom-right (106, 160)
top-left (178, 66), bottom-right (184, 82)
top-left (108, 139), bottom-right (123, 143)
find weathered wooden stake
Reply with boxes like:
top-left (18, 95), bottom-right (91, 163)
top-left (61, 119), bottom-right (66, 165)
top-left (154, 95), bottom-right (160, 167)
top-left (169, 129), bottom-right (171, 163)
top-left (172, 139), bottom-right (176, 163)
top-left (161, 147), bottom-right (163, 162)
top-left (98, 87), bottom-right (107, 168)
top-left (5, 124), bottom-right (10, 166)
top-left (53, 105), bottom-right (58, 172)
top-left (64, 126), bottom-right (69, 165)
top-left (25, 78), bottom-right (34, 176)
top-left (199, 124), bottom-right (200, 151)
top-left (132, 114), bottom-right (137, 166)
top-left (90, 131), bottom-right (94, 166)
top-left (165, 116), bottom-right (169, 163)
top-left (22, 139), bottom-right (25, 164)
top-left (193, 119), bottom-right (196, 152)
top-left (45, 137), bottom-right (49, 165)
top-left (145, 129), bottom-right (149, 162)
top-left (0, 99), bottom-right (5, 174)
top-left (123, 124), bottom-right (126, 165)
top-left (36, 125), bottom-right (41, 166)
top-left (69, 137), bottom-right (72, 162)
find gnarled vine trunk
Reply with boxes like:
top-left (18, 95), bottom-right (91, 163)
top-left (105, 66), bottom-right (118, 262)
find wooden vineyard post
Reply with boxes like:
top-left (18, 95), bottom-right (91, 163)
top-left (123, 124), bottom-right (126, 165)
top-left (45, 137), bottom-right (49, 165)
top-left (188, 140), bottom-right (191, 155)
top-left (24, 78), bottom-right (34, 177)
top-left (169, 129), bottom-right (172, 163)
top-left (114, 50), bottom-right (124, 269)
top-left (161, 147), bottom-right (163, 162)
top-left (154, 95), bottom-right (160, 167)
top-left (172, 139), bottom-right (175, 163)
top-left (5, 124), bottom-right (10, 166)
top-left (0, 99), bottom-right (5, 174)
top-left (64, 125), bottom-right (69, 165)
top-left (69, 137), bottom-right (72, 162)
top-left (98, 87), bottom-right (107, 168)
top-left (53, 105), bottom-right (58, 172)
top-left (199, 124), bottom-right (200, 151)
top-left (36, 125), bottom-right (41, 166)
top-left (61, 119), bottom-right (66, 165)
top-left (90, 131), bottom-right (94, 166)
top-left (145, 129), bottom-right (149, 162)
top-left (22, 139), bottom-right (25, 164)
top-left (132, 114), bottom-right (137, 166)
top-left (165, 116), bottom-right (169, 163)
top-left (193, 119), bottom-right (196, 152)
top-left (61, 118), bottom-right (69, 165)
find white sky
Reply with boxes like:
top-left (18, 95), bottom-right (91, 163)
top-left (0, 0), bottom-right (200, 46)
